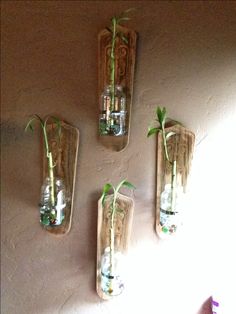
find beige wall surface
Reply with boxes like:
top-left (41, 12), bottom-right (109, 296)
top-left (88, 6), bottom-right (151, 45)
top-left (1, 1), bottom-right (236, 313)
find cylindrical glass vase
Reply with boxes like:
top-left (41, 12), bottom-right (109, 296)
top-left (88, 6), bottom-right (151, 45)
top-left (157, 160), bottom-right (185, 238)
top-left (100, 246), bottom-right (125, 296)
top-left (39, 177), bottom-right (66, 226)
top-left (99, 85), bottom-right (127, 136)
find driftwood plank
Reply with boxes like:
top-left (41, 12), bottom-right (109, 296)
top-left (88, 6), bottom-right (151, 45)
top-left (156, 125), bottom-right (195, 235)
top-left (42, 122), bottom-right (79, 235)
top-left (98, 26), bottom-right (137, 151)
top-left (97, 193), bottom-right (134, 300)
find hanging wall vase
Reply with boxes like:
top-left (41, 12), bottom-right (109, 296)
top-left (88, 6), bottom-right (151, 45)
top-left (98, 12), bottom-right (137, 151)
top-left (156, 124), bottom-right (195, 238)
top-left (42, 121), bottom-right (79, 235)
top-left (96, 181), bottom-right (135, 299)
top-left (26, 116), bottom-right (79, 235)
top-left (148, 108), bottom-right (195, 238)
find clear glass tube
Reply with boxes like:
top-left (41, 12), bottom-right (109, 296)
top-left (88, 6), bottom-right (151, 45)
top-left (99, 85), bottom-right (127, 136)
top-left (100, 247), bottom-right (125, 296)
top-left (39, 177), bottom-right (66, 226)
top-left (158, 159), bottom-right (185, 238)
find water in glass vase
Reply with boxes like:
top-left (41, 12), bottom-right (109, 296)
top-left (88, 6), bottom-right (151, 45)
top-left (39, 177), bottom-right (66, 226)
top-left (100, 247), bottom-right (125, 296)
top-left (159, 184), bottom-right (184, 237)
top-left (99, 85), bottom-right (127, 136)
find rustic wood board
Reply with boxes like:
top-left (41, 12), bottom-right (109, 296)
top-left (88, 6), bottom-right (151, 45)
top-left (42, 121), bottom-right (79, 235)
top-left (98, 26), bottom-right (137, 151)
top-left (96, 193), bottom-right (134, 300)
top-left (156, 125), bottom-right (195, 233)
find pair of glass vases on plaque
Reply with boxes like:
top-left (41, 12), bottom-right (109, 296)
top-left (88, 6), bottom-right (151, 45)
top-left (99, 85), bottom-right (127, 136)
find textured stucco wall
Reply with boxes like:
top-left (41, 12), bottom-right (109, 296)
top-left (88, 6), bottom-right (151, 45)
top-left (1, 1), bottom-right (236, 314)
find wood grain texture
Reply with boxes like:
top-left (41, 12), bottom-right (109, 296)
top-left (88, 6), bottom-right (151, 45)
top-left (98, 26), bottom-right (137, 151)
top-left (156, 124), bottom-right (195, 233)
top-left (42, 122), bottom-right (79, 235)
top-left (96, 193), bottom-right (134, 300)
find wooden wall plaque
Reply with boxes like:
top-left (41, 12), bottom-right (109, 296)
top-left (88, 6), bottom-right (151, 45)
top-left (156, 124), bottom-right (195, 235)
top-left (42, 122), bottom-right (79, 235)
top-left (98, 26), bottom-right (137, 151)
top-left (96, 193), bottom-right (134, 300)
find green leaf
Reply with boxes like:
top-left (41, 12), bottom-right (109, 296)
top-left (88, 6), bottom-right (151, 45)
top-left (101, 183), bottom-right (113, 206)
top-left (103, 183), bottom-right (113, 194)
top-left (25, 114), bottom-right (43, 132)
top-left (25, 118), bottom-right (35, 132)
top-left (147, 127), bottom-right (161, 137)
top-left (33, 114), bottom-right (44, 125)
top-left (166, 131), bottom-right (176, 141)
top-left (115, 179), bottom-right (135, 195)
top-left (156, 107), bottom-right (166, 125)
top-left (111, 16), bottom-right (117, 27)
top-left (117, 32), bottom-right (128, 44)
top-left (122, 7), bottom-right (136, 15)
top-left (120, 180), bottom-right (135, 190)
top-left (117, 16), bottom-right (130, 23)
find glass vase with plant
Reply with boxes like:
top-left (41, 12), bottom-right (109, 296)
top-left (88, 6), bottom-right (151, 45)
top-left (25, 115), bottom-right (66, 227)
top-left (99, 9), bottom-right (133, 136)
top-left (100, 179), bottom-right (135, 296)
top-left (148, 107), bottom-right (184, 237)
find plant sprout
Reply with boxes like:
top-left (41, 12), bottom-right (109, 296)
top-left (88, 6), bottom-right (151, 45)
top-left (106, 8), bottom-right (133, 111)
top-left (147, 107), bottom-right (179, 213)
top-left (101, 179), bottom-right (135, 294)
top-left (25, 114), bottom-right (61, 224)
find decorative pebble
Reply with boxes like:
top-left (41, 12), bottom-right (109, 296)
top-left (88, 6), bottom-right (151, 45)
top-left (162, 226), bottom-right (169, 233)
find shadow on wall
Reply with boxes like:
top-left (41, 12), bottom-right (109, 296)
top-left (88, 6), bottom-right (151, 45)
top-left (88, 190), bottom-right (100, 257)
top-left (1, 119), bottom-right (41, 208)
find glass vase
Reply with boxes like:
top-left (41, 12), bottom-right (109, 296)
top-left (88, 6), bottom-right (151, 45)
top-left (97, 193), bottom-right (134, 299)
top-left (158, 160), bottom-right (185, 238)
top-left (39, 177), bottom-right (66, 226)
top-left (100, 247), bottom-right (125, 296)
top-left (99, 85), bottom-right (127, 136)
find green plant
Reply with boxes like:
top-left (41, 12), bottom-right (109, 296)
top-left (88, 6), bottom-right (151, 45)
top-left (147, 107), bottom-right (180, 213)
top-left (101, 179), bottom-right (135, 294)
top-left (25, 115), bottom-right (61, 224)
top-left (106, 9), bottom-right (133, 111)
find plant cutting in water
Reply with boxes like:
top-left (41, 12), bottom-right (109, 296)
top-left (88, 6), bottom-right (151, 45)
top-left (100, 179), bottom-right (135, 295)
top-left (148, 107), bottom-right (181, 234)
top-left (25, 114), bottom-right (63, 226)
top-left (99, 9), bottom-right (134, 136)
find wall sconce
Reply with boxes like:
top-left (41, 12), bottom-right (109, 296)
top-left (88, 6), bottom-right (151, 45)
top-left (148, 107), bottom-right (195, 238)
top-left (98, 12), bottom-right (137, 151)
top-left (26, 116), bottom-right (79, 235)
top-left (96, 180), bottom-right (135, 299)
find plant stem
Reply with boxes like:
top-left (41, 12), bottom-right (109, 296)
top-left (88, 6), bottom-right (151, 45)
top-left (110, 17), bottom-right (117, 112)
top-left (108, 192), bottom-right (117, 293)
top-left (109, 227), bottom-right (114, 293)
top-left (170, 160), bottom-right (177, 213)
top-left (43, 124), bottom-right (55, 207)
top-left (161, 124), bottom-right (170, 162)
top-left (161, 122), bottom-right (177, 213)
top-left (48, 151), bottom-right (55, 207)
